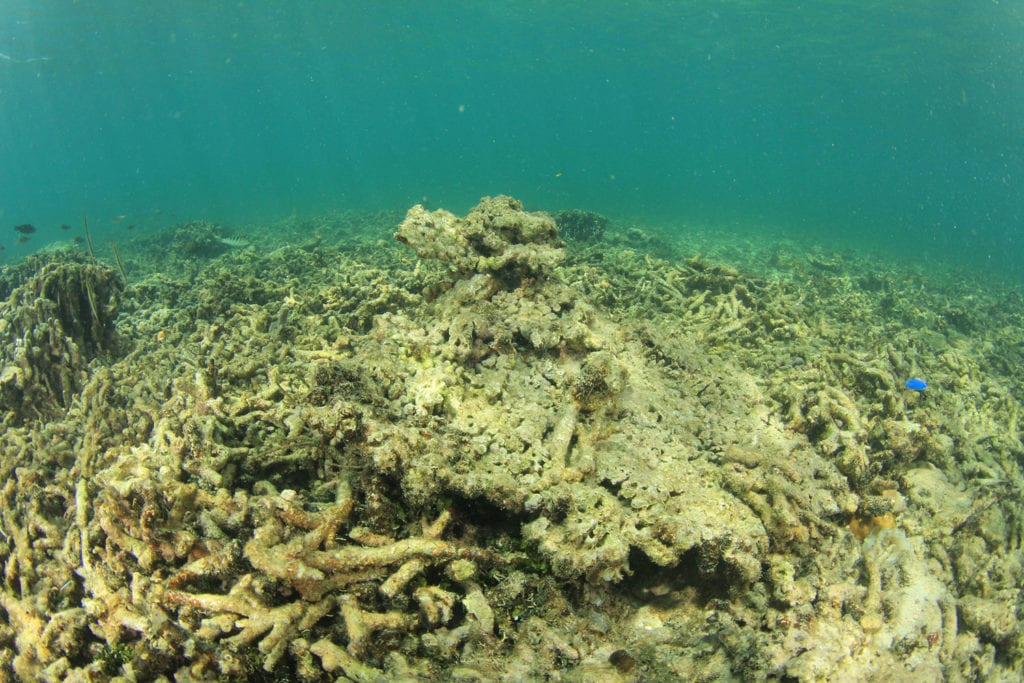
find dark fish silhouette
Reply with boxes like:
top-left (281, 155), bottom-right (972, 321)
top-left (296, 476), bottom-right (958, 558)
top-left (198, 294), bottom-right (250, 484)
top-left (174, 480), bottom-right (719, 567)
top-left (16, 235), bottom-right (31, 244)
top-left (14, 224), bottom-right (36, 234)
top-left (59, 223), bottom-right (71, 231)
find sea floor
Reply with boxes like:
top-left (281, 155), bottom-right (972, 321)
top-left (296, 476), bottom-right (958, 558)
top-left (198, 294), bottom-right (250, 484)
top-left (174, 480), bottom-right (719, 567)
top-left (0, 197), bottom-right (1022, 681)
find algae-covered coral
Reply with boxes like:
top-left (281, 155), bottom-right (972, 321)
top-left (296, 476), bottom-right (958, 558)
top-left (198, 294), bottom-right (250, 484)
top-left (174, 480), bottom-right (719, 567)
top-left (0, 260), bottom-right (120, 424)
top-left (0, 197), bottom-right (1023, 680)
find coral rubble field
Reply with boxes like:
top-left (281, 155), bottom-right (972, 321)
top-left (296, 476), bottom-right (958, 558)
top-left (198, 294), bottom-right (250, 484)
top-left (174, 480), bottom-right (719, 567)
top-left (1, 196), bottom-right (1023, 681)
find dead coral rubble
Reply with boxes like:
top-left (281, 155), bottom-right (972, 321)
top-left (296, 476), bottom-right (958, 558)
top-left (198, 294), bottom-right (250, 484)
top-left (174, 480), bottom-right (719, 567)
top-left (32, 399), bottom-right (515, 680)
top-left (2, 199), bottom-right (1024, 680)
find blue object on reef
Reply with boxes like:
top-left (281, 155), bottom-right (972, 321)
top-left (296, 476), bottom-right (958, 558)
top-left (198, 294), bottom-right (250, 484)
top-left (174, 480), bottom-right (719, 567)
top-left (905, 378), bottom-right (927, 391)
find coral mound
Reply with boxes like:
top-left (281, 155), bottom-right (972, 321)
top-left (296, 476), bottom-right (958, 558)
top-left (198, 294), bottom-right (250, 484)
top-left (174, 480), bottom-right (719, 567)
top-left (553, 208), bottom-right (609, 243)
top-left (0, 260), bottom-right (120, 423)
top-left (378, 196), bottom-right (783, 583)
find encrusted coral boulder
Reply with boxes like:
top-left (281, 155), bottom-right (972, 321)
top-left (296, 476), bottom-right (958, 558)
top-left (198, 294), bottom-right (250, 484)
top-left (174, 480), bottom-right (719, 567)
top-left (370, 197), bottom-right (774, 583)
top-left (396, 195), bottom-right (563, 281)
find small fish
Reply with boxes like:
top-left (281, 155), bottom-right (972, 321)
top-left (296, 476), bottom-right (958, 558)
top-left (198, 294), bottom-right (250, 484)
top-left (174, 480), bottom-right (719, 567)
top-left (905, 378), bottom-right (927, 391)
top-left (126, 224), bottom-right (135, 230)
top-left (13, 223), bottom-right (36, 234)
top-left (59, 223), bottom-right (71, 231)
top-left (112, 215), bottom-right (127, 222)
top-left (218, 237), bottom-right (250, 248)
top-left (16, 235), bottom-right (31, 245)
top-left (73, 235), bottom-right (85, 245)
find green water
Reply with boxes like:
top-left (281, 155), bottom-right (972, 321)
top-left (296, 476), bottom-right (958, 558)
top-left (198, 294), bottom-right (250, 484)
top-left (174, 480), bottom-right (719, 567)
top-left (1, 2), bottom-right (1021, 273)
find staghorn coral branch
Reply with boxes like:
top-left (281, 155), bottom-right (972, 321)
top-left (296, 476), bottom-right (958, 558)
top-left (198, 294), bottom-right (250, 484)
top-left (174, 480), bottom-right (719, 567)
top-left (306, 537), bottom-right (495, 574)
top-left (166, 576), bottom-right (336, 672)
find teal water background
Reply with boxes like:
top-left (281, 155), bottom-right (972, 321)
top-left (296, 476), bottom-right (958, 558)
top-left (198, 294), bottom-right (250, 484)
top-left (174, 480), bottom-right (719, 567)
top-left (1, 2), bottom-right (1021, 272)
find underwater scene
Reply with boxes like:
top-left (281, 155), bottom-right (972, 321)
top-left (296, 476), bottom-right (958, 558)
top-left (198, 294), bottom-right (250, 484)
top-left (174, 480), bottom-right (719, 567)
top-left (1, 2), bottom-right (1023, 681)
